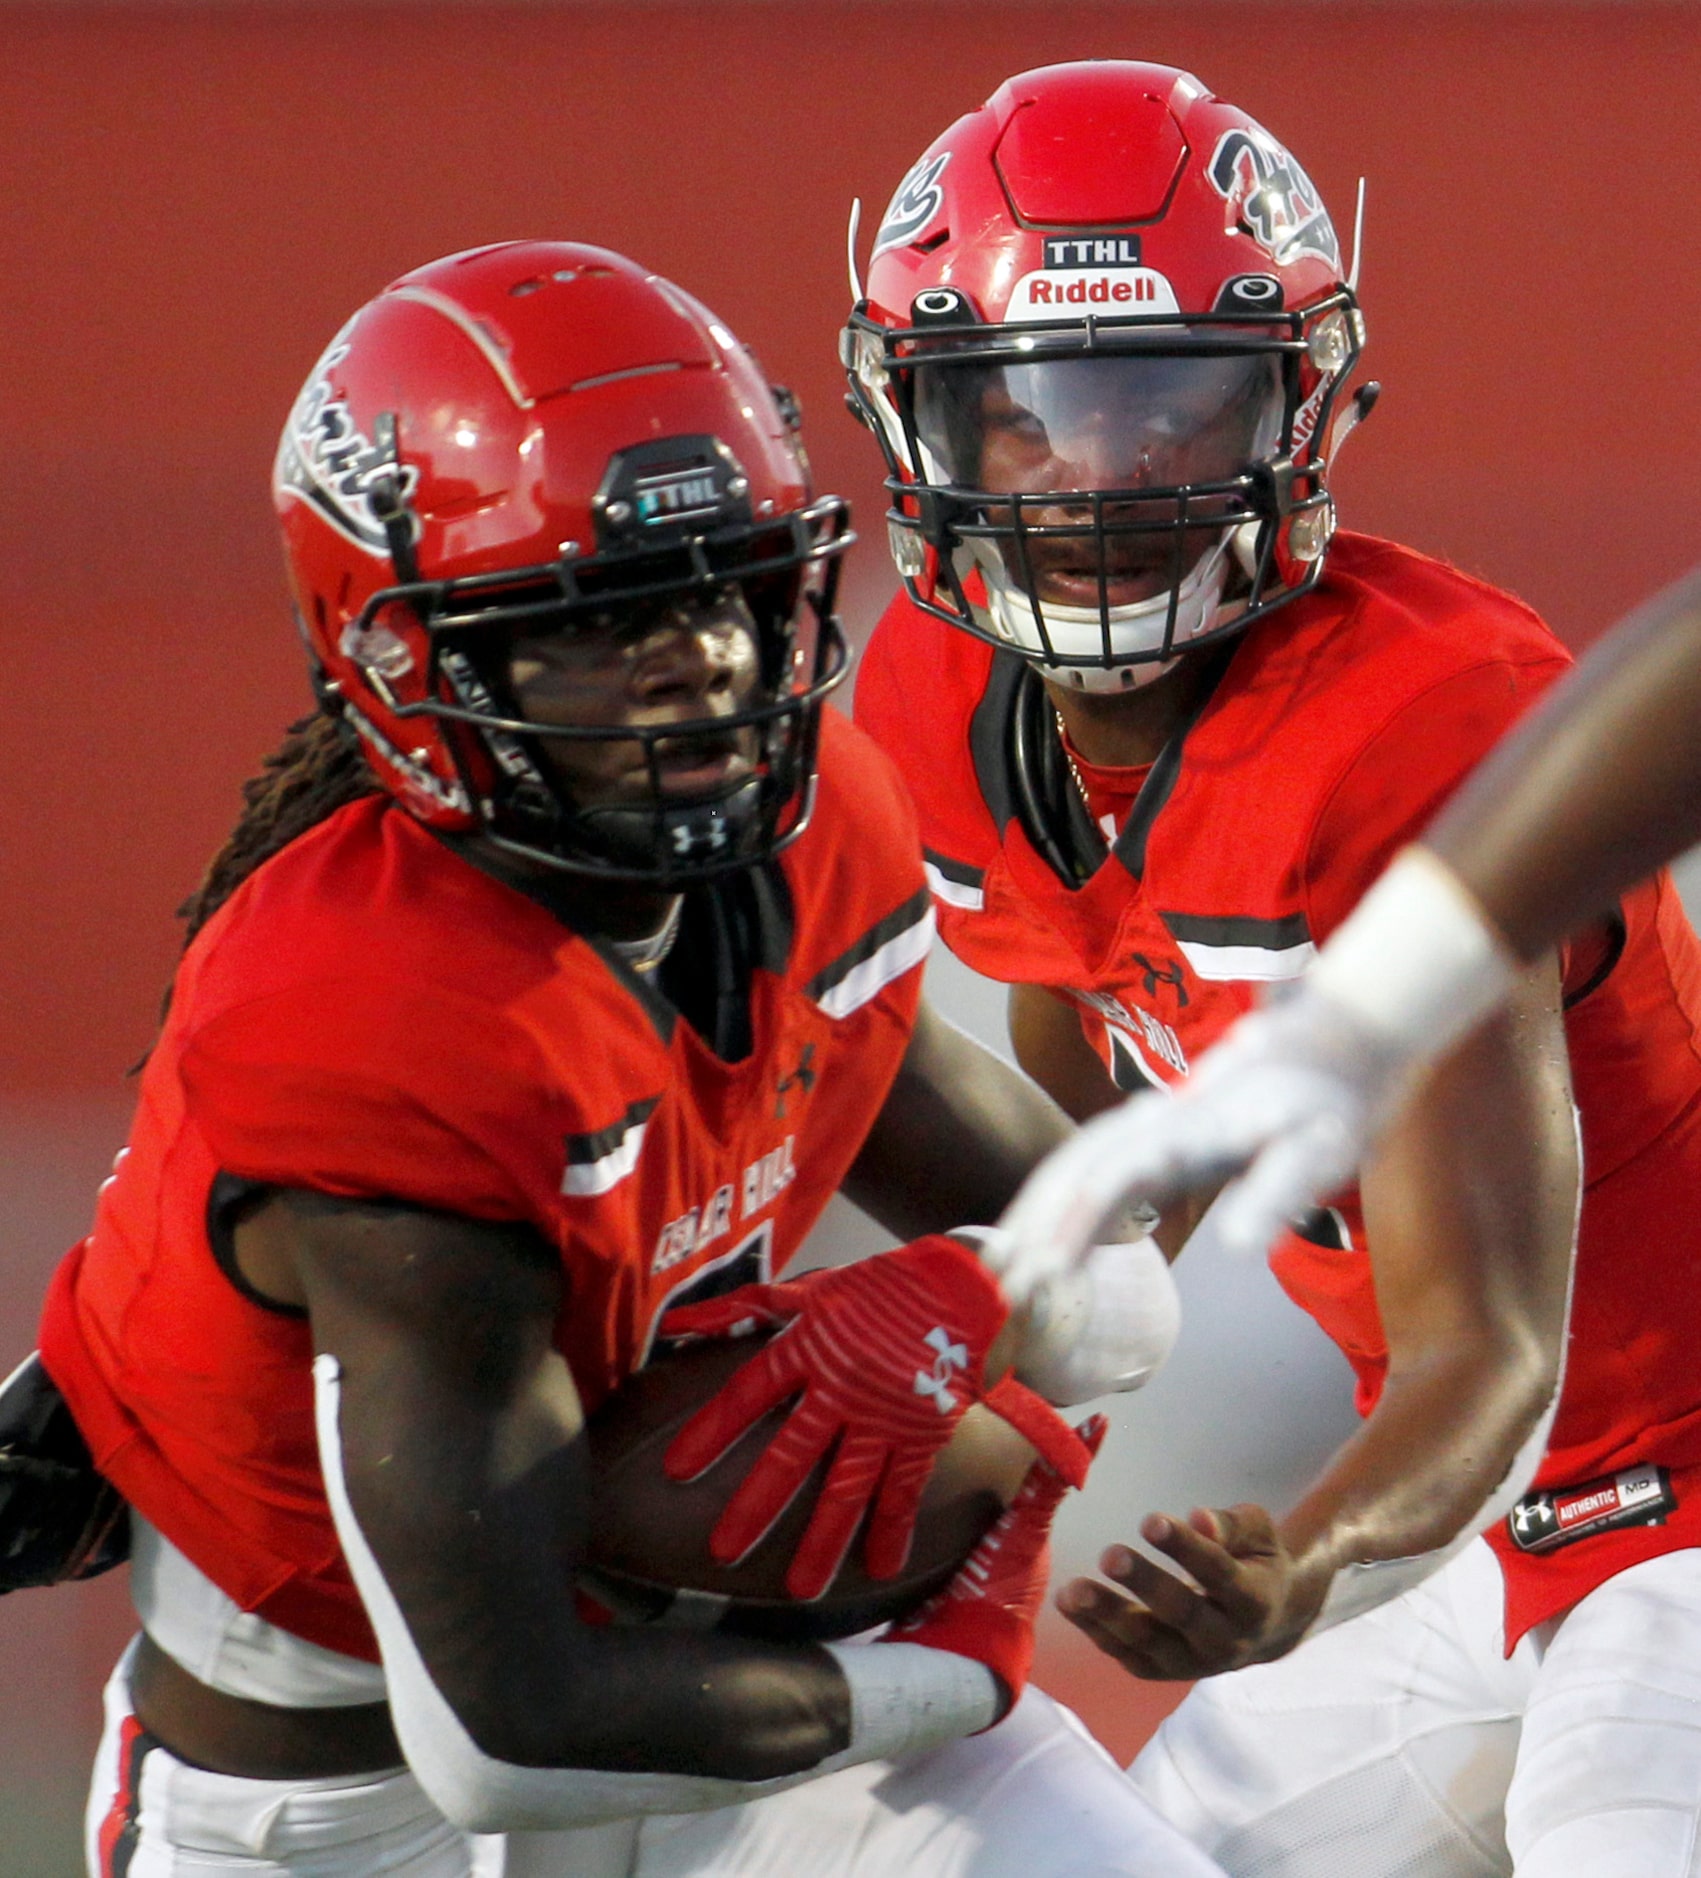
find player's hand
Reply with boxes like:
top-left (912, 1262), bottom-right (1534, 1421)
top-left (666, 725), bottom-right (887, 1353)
top-left (991, 983), bottom-right (1411, 1302)
top-left (1054, 1501), bottom-right (1330, 1680)
top-left (660, 1236), bottom-right (1012, 1600)
top-left (885, 1412), bottom-right (1106, 1718)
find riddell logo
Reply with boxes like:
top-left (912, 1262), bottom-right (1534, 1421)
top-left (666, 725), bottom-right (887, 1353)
top-left (1006, 268), bottom-right (1179, 324)
top-left (913, 1326), bottom-right (969, 1413)
top-left (1028, 276), bottom-right (1156, 305)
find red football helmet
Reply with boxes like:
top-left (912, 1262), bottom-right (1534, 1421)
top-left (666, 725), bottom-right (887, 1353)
top-left (275, 241), bottom-right (850, 883)
top-left (844, 62), bottom-right (1370, 690)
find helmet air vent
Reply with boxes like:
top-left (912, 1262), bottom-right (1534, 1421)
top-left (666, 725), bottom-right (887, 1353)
top-left (911, 287), bottom-right (973, 327)
top-left (1214, 274), bottom-right (1285, 315)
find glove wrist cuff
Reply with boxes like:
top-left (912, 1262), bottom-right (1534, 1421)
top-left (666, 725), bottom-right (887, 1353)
top-left (981, 1376), bottom-right (1093, 1486)
top-left (879, 1606), bottom-right (1033, 1718)
top-left (1307, 846), bottom-right (1518, 1065)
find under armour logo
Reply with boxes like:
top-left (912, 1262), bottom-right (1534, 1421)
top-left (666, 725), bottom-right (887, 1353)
top-left (775, 1043), bottom-right (817, 1119)
top-left (913, 1325), bottom-right (969, 1414)
top-left (1510, 1497), bottom-right (1558, 1541)
top-left (1130, 952), bottom-right (1190, 1008)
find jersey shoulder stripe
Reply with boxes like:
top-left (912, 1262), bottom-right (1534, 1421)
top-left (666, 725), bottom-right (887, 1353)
top-left (562, 1095), bottom-right (662, 1197)
top-left (1158, 909), bottom-right (1318, 982)
top-left (806, 887), bottom-right (935, 1018)
top-left (923, 848), bottom-right (986, 911)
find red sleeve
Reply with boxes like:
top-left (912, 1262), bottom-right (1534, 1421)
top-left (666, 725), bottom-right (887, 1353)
top-left (795, 708), bottom-right (931, 1029)
top-left (854, 595), bottom-right (1010, 897)
top-left (816, 702), bottom-right (924, 859)
top-left (852, 605), bottom-right (911, 748)
top-left (1304, 655), bottom-right (1568, 941)
top-left (179, 979), bottom-right (564, 1222)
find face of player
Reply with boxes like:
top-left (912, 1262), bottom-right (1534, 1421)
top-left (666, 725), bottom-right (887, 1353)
top-left (916, 352), bottom-right (1283, 609)
top-left (505, 585), bottom-right (764, 812)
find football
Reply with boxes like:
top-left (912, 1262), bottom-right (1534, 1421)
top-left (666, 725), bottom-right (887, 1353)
top-left (582, 1333), bottom-right (1035, 1641)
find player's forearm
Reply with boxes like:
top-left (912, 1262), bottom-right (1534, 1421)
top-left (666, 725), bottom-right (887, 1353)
top-left (321, 1370), bottom-right (877, 1779)
top-left (472, 1618), bottom-right (852, 1776)
top-left (1287, 971), bottom-right (1578, 1628)
top-left (315, 1353), bottom-right (998, 1827)
top-left (362, 1506), bottom-right (989, 1791)
top-left (1278, 1324), bottom-right (1560, 1625)
top-left (1425, 560), bottom-right (1701, 960)
top-left (388, 1610), bottom-right (996, 1832)
top-left (1007, 982), bottom-right (1125, 1122)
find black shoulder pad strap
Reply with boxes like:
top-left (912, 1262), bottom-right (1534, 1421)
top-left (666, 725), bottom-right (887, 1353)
top-left (973, 646), bottom-right (1236, 890)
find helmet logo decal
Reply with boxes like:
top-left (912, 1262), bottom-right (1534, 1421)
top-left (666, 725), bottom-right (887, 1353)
top-left (276, 338), bottom-right (421, 557)
top-left (1208, 129), bottom-right (1341, 269)
top-left (594, 436), bottom-right (752, 550)
top-left (1042, 236), bottom-right (1141, 268)
top-left (1004, 268), bottom-right (1179, 322)
top-left (634, 466), bottom-right (725, 526)
top-left (872, 153), bottom-right (951, 258)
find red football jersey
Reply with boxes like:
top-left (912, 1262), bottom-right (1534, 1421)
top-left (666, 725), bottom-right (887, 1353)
top-left (858, 532), bottom-right (1701, 1643)
top-left (41, 708), bottom-right (933, 1660)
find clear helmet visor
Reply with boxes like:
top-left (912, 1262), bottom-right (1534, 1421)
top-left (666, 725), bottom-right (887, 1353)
top-left (914, 348), bottom-right (1285, 492)
top-left (913, 349), bottom-right (1285, 615)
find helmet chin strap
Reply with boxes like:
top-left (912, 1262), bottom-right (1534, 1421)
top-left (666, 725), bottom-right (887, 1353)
top-left (1039, 651), bottom-right (1181, 696)
top-left (967, 534), bottom-right (1234, 693)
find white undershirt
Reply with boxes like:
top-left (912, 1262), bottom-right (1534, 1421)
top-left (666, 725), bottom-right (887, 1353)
top-left (128, 1513), bottom-right (388, 1708)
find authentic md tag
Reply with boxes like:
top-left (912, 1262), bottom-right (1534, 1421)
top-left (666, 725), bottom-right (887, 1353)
top-left (1507, 1462), bottom-right (1675, 1554)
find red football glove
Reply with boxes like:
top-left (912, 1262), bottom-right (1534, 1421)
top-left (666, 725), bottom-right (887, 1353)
top-left (883, 1412), bottom-right (1108, 1714)
top-left (661, 1236), bottom-right (1010, 1600)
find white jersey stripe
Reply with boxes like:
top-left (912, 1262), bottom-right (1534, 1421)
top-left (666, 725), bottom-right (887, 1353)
top-left (1176, 937), bottom-right (1318, 983)
top-left (1106, 1023), bottom-right (1169, 1092)
top-left (923, 861), bottom-right (985, 912)
top-left (562, 1119), bottom-right (650, 1197)
top-left (815, 907), bottom-right (936, 1019)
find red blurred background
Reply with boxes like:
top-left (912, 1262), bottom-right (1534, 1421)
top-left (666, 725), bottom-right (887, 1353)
top-left (3, 4), bottom-right (1698, 1868)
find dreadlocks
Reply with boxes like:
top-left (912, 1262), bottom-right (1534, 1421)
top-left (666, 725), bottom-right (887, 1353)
top-left (178, 709), bottom-right (380, 948)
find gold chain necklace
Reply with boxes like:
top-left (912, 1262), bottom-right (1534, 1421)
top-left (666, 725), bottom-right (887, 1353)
top-left (1054, 709), bottom-right (1092, 807)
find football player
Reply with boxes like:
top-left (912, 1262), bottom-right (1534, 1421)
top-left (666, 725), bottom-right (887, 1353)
top-left (999, 558), bottom-right (1701, 1267)
top-left (848, 60), bottom-right (1701, 1876)
top-left (38, 244), bottom-right (1223, 1877)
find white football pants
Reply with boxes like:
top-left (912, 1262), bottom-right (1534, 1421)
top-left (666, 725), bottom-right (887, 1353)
top-left (1131, 1538), bottom-right (1701, 1877)
top-left (89, 1639), bottom-right (1224, 1878)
